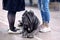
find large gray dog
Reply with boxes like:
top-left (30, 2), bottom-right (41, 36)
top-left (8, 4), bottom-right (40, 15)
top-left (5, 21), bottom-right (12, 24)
top-left (19, 10), bottom-right (40, 38)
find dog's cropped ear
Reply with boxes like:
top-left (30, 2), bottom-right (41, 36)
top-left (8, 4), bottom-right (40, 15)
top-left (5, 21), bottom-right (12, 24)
top-left (23, 10), bottom-right (28, 16)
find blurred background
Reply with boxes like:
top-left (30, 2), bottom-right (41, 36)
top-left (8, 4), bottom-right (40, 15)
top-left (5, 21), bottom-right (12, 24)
top-left (25, 0), bottom-right (60, 11)
top-left (0, 0), bottom-right (60, 40)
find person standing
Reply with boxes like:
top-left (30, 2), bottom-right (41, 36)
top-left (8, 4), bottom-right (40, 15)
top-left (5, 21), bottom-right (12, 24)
top-left (3, 0), bottom-right (25, 33)
top-left (38, 0), bottom-right (51, 32)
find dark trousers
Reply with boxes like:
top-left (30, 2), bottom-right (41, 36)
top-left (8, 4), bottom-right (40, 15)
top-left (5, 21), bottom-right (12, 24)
top-left (8, 11), bottom-right (16, 31)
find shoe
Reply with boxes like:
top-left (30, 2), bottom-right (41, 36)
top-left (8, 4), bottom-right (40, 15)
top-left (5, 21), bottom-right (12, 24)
top-left (8, 29), bottom-right (20, 34)
top-left (39, 22), bottom-right (51, 33)
top-left (40, 27), bottom-right (51, 33)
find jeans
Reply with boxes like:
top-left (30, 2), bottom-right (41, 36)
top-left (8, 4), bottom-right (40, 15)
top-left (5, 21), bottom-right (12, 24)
top-left (38, 0), bottom-right (50, 23)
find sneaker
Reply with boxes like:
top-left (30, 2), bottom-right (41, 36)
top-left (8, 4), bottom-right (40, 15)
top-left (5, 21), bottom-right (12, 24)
top-left (39, 22), bottom-right (51, 32)
top-left (40, 27), bottom-right (51, 33)
top-left (8, 29), bottom-right (20, 34)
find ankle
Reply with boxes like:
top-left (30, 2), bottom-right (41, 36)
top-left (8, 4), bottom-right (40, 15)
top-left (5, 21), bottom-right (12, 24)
top-left (42, 22), bottom-right (49, 28)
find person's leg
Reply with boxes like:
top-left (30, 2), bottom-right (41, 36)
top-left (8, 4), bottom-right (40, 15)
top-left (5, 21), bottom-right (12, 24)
top-left (40, 0), bottom-right (50, 26)
top-left (38, 0), bottom-right (51, 32)
top-left (42, 0), bottom-right (50, 24)
top-left (39, 0), bottom-right (50, 25)
top-left (38, 0), bottom-right (46, 23)
top-left (7, 11), bottom-right (17, 31)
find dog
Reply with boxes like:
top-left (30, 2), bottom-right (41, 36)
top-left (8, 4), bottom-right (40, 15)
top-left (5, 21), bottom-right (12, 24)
top-left (19, 10), bottom-right (40, 38)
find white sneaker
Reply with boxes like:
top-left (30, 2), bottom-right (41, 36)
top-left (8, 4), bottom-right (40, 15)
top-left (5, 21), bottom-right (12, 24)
top-left (40, 27), bottom-right (51, 33)
top-left (8, 29), bottom-right (20, 34)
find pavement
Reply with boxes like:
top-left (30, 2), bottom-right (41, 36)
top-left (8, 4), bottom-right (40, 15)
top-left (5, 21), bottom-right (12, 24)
top-left (0, 0), bottom-right (60, 40)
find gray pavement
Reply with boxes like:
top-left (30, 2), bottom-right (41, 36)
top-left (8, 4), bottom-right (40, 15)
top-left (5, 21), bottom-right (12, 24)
top-left (0, 0), bottom-right (60, 40)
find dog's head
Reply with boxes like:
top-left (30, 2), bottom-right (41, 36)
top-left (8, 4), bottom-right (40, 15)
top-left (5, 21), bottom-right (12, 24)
top-left (22, 10), bottom-right (34, 25)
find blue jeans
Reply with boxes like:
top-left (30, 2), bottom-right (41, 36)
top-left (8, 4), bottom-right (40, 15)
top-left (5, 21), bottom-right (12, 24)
top-left (38, 0), bottom-right (50, 23)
